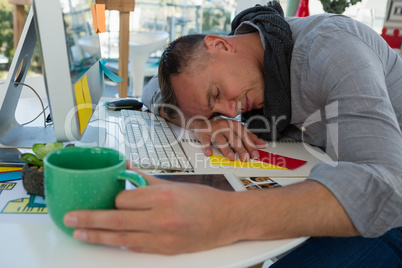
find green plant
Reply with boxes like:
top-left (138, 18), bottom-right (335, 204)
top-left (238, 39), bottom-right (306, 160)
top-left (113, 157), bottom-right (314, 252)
top-left (202, 7), bottom-right (231, 35)
top-left (319, 0), bottom-right (362, 14)
top-left (20, 142), bottom-right (74, 166)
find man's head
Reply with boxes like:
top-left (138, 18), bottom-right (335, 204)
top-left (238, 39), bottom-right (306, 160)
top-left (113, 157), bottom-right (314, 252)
top-left (158, 33), bottom-right (265, 120)
top-left (158, 34), bottom-right (211, 119)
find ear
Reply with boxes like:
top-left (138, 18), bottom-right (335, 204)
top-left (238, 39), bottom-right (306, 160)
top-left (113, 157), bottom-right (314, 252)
top-left (204, 35), bottom-right (235, 53)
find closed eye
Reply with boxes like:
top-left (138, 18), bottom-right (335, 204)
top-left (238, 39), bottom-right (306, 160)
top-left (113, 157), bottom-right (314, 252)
top-left (215, 87), bottom-right (220, 101)
top-left (209, 112), bottom-right (224, 119)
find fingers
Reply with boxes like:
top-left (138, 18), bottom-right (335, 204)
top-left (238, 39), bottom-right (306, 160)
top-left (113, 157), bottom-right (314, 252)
top-left (249, 132), bottom-right (267, 148)
top-left (226, 125), bottom-right (262, 161)
top-left (125, 162), bottom-right (172, 185)
top-left (211, 120), bottom-right (265, 161)
top-left (240, 130), bottom-right (267, 160)
top-left (64, 187), bottom-right (167, 232)
top-left (64, 209), bottom-right (151, 232)
top-left (71, 229), bottom-right (191, 255)
top-left (196, 133), bottom-right (214, 156)
top-left (72, 229), bottom-right (180, 255)
top-left (213, 134), bottom-right (237, 161)
top-left (63, 187), bottom-right (167, 233)
top-left (190, 117), bottom-right (267, 162)
top-left (63, 182), bottom-right (233, 254)
top-left (72, 229), bottom-right (153, 250)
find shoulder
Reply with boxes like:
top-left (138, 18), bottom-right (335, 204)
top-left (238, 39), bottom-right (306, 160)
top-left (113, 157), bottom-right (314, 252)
top-left (286, 14), bottom-right (370, 40)
top-left (288, 14), bottom-right (385, 78)
top-left (288, 14), bottom-right (387, 105)
top-left (287, 14), bottom-right (382, 58)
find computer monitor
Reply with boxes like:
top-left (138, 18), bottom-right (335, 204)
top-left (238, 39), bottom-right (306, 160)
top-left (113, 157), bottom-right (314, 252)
top-left (0, 0), bottom-right (105, 148)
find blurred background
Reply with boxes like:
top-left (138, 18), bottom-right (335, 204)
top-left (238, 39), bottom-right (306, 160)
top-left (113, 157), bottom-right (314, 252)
top-left (0, 0), bottom-right (387, 97)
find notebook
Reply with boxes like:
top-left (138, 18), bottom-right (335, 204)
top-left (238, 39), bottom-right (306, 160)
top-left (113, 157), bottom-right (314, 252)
top-left (168, 123), bottom-right (334, 178)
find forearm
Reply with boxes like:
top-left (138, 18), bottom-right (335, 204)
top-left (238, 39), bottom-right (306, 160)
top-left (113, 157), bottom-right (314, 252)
top-left (227, 180), bottom-right (358, 241)
top-left (63, 175), bottom-right (358, 254)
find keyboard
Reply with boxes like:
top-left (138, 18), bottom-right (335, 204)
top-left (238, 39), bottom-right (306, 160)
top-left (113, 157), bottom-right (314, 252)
top-left (121, 110), bottom-right (193, 171)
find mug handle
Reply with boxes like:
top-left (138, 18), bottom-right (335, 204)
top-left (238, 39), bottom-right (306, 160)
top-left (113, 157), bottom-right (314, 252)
top-left (117, 170), bottom-right (148, 187)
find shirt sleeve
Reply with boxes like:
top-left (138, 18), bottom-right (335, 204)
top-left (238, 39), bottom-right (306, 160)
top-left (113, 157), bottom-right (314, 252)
top-left (300, 18), bottom-right (402, 237)
top-left (141, 74), bottom-right (162, 115)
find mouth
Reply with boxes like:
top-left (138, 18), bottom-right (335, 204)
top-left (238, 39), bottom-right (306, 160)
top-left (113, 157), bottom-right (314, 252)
top-left (246, 96), bottom-right (252, 112)
top-left (243, 98), bottom-right (247, 114)
top-left (240, 96), bottom-right (250, 114)
top-left (239, 94), bottom-right (253, 114)
top-left (240, 98), bottom-right (247, 114)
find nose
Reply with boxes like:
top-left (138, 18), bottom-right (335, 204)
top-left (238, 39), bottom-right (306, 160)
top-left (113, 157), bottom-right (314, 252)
top-left (216, 99), bottom-right (239, 118)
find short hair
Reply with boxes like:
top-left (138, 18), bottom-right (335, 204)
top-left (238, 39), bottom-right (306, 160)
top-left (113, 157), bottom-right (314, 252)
top-left (158, 34), bottom-right (210, 119)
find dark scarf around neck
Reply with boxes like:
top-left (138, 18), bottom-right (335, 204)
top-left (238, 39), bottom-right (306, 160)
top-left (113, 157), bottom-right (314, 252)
top-left (230, 1), bottom-right (293, 141)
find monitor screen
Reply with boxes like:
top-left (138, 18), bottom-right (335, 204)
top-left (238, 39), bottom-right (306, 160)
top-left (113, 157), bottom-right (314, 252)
top-left (59, 0), bottom-right (101, 84)
top-left (0, 0), bottom-right (105, 148)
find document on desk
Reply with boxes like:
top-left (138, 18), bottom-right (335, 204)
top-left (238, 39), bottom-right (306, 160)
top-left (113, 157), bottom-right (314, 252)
top-left (0, 179), bottom-right (51, 224)
top-left (156, 173), bottom-right (291, 190)
top-left (170, 123), bottom-right (334, 178)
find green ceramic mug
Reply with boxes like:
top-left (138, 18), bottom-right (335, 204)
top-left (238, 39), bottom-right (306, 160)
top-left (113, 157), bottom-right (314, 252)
top-left (43, 146), bottom-right (148, 236)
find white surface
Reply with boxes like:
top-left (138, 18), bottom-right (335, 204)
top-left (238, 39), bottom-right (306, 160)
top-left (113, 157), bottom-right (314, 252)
top-left (0, 222), bottom-right (307, 268)
top-left (0, 99), bottom-right (310, 267)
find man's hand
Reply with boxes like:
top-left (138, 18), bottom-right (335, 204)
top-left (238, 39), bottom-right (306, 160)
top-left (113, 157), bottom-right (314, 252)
top-left (191, 117), bottom-right (267, 161)
top-left (63, 167), bottom-right (358, 255)
top-left (159, 106), bottom-right (266, 161)
top-left (63, 171), bottom-right (242, 255)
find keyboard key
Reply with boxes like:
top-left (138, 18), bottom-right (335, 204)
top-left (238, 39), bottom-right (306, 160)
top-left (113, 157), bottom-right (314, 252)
top-left (121, 110), bottom-right (193, 171)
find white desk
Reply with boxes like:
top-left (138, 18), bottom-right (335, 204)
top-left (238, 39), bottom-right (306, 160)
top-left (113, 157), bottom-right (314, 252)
top-left (0, 96), bottom-right (310, 268)
top-left (1, 222), bottom-right (307, 268)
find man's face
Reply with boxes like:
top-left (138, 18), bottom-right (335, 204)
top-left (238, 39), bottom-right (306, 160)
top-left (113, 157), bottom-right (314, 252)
top-left (171, 52), bottom-right (265, 119)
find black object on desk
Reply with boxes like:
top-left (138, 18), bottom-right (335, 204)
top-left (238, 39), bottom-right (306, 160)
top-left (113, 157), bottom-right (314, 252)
top-left (0, 148), bottom-right (24, 166)
top-left (106, 99), bottom-right (143, 111)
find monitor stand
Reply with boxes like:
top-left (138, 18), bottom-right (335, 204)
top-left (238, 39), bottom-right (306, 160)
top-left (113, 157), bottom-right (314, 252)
top-left (0, 9), bottom-right (41, 148)
top-left (0, 125), bottom-right (56, 148)
top-left (77, 125), bottom-right (107, 147)
top-left (0, 124), bottom-right (107, 148)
